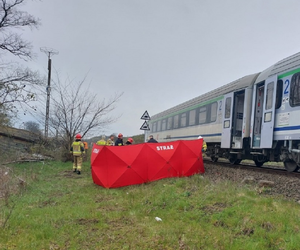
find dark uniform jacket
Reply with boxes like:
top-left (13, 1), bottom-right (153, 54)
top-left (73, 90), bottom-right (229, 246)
top-left (115, 138), bottom-right (124, 146)
top-left (148, 138), bottom-right (158, 143)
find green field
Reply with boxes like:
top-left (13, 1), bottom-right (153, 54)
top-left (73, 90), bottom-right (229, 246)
top-left (0, 160), bottom-right (299, 250)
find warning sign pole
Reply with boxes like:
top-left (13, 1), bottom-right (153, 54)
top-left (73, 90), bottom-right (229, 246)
top-left (140, 111), bottom-right (151, 142)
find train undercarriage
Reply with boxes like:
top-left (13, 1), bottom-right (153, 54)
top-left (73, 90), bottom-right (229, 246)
top-left (205, 140), bottom-right (300, 172)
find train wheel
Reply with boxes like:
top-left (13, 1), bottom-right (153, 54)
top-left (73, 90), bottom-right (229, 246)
top-left (229, 155), bottom-right (240, 165)
top-left (284, 160), bottom-right (299, 172)
top-left (211, 156), bottom-right (218, 162)
top-left (254, 160), bottom-right (264, 167)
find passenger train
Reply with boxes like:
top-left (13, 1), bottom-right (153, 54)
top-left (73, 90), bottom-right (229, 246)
top-left (147, 51), bottom-right (300, 172)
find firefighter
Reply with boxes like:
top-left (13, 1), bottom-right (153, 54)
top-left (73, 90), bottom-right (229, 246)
top-left (70, 133), bottom-right (85, 175)
top-left (115, 133), bottom-right (124, 146)
top-left (198, 136), bottom-right (207, 152)
top-left (106, 135), bottom-right (115, 146)
top-left (96, 135), bottom-right (106, 145)
top-left (125, 138), bottom-right (133, 145)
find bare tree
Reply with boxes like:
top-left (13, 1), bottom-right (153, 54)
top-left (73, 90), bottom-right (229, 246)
top-left (0, 0), bottom-right (40, 59)
top-left (24, 120), bottom-right (41, 134)
top-left (0, 0), bottom-right (42, 122)
top-left (0, 65), bottom-right (42, 114)
top-left (45, 76), bottom-right (122, 159)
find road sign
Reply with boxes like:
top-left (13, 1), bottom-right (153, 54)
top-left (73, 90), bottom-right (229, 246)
top-left (140, 121), bottom-right (150, 130)
top-left (141, 110), bottom-right (151, 120)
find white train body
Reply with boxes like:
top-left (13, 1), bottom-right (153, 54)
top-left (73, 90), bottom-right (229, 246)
top-left (148, 52), bottom-right (300, 171)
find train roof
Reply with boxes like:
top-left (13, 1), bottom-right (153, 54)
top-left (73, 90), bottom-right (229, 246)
top-left (255, 51), bottom-right (300, 83)
top-left (152, 73), bottom-right (259, 120)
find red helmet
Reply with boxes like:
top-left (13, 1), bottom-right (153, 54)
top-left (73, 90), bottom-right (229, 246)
top-left (128, 138), bottom-right (133, 143)
top-left (75, 134), bottom-right (82, 139)
top-left (118, 133), bottom-right (123, 138)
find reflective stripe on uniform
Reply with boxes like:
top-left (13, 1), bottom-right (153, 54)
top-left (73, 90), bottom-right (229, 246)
top-left (72, 141), bottom-right (84, 156)
top-left (106, 139), bottom-right (114, 146)
top-left (96, 140), bottom-right (106, 145)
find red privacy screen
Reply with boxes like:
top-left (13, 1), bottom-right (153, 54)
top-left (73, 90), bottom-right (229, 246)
top-left (91, 139), bottom-right (204, 188)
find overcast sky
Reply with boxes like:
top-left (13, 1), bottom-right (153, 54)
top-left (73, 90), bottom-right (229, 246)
top-left (15, 0), bottom-right (300, 137)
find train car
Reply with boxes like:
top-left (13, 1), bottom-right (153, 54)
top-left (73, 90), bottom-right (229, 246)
top-left (250, 52), bottom-right (300, 172)
top-left (148, 51), bottom-right (300, 172)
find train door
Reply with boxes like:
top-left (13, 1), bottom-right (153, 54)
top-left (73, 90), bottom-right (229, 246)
top-left (251, 83), bottom-right (264, 148)
top-left (231, 91), bottom-right (245, 149)
top-left (251, 76), bottom-right (277, 148)
top-left (260, 75), bottom-right (277, 148)
top-left (221, 93), bottom-right (234, 148)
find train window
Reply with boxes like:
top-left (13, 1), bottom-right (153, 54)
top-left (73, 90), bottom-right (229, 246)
top-left (157, 120), bottom-right (161, 132)
top-left (189, 109), bottom-right (196, 126)
top-left (275, 80), bottom-right (283, 109)
top-left (290, 73), bottom-right (300, 107)
top-left (180, 113), bottom-right (187, 127)
top-left (225, 97), bottom-right (231, 118)
top-left (167, 117), bottom-right (172, 130)
top-left (161, 119), bottom-right (166, 131)
top-left (198, 106), bottom-right (207, 124)
top-left (152, 122), bottom-right (157, 133)
top-left (224, 120), bottom-right (230, 128)
top-left (264, 112), bottom-right (272, 122)
top-left (174, 115), bottom-right (179, 129)
top-left (265, 82), bottom-right (274, 110)
top-left (210, 102), bottom-right (217, 122)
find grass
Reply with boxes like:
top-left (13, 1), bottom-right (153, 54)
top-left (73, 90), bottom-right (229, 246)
top-left (0, 160), bottom-right (300, 250)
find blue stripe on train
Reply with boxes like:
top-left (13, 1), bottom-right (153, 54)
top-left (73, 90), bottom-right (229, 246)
top-left (274, 125), bottom-right (300, 131)
top-left (164, 133), bottom-right (222, 140)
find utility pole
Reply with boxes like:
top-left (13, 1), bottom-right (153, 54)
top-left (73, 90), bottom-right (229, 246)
top-left (40, 47), bottom-right (59, 138)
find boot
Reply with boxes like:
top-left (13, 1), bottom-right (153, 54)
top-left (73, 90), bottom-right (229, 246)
top-left (73, 168), bottom-right (77, 172)
top-left (77, 171), bottom-right (81, 175)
